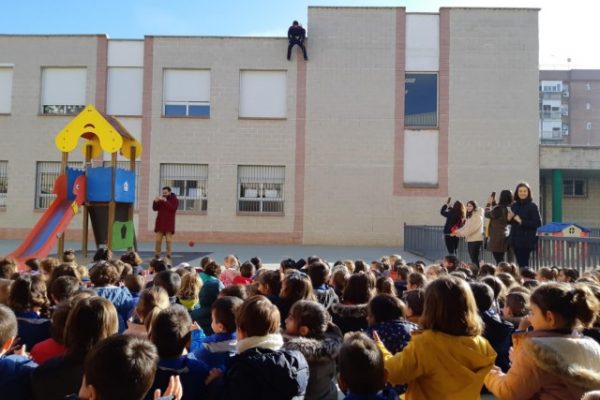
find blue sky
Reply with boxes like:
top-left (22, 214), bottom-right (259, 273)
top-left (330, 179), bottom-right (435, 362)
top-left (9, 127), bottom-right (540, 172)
top-left (1, 0), bottom-right (597, 68)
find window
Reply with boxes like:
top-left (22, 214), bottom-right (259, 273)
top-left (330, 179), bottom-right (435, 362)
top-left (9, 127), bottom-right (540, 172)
top-left (41, 68), bottom-right (87, 115)
top-left (163, 69), bottom-right (210, 117)
top-left (564, 179), bottom-right (586, 197)
top-left (159, 164), bottom-right (208, 211)
top-left (239, 70), bottom-right (287, 118)
top-left (586, 82), bottom-right (592, 91)
top-left (587, 122), bottom-right (592, 130)
top-left (586, 102), bottom-right (591, 110)
top-left (237, 166), bottom-right (284, 213)
top-left (35, 161), bottom-right (83, 209)
top-left (107, 67), bottom-right (143, 115)
top-left (103, 161), bottom-right (140, 209)
top-left (0, 67), bottom-right (13, 114)
top-left (405, 73), bottom-right (438, 127)
top-left (0, 161), bottom-right (7, 208)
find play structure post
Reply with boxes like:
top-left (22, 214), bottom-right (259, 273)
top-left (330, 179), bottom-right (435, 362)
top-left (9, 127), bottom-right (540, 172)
top-left (57, 151), bottom-right (68, 257)
top-left (107, 152), bottom-right (117, 251)
top-left (129, 145), bottom-right (137, 251)
top-left (81, 145), bottom-right (92, 258)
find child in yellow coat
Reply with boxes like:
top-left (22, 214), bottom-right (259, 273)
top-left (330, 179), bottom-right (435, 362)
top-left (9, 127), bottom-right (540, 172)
top-left (374, 276), bottom-right (496, 400)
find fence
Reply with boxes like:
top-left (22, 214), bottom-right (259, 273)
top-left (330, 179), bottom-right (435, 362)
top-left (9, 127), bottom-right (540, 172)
top-left (404, 224), bottom-right (600, 272)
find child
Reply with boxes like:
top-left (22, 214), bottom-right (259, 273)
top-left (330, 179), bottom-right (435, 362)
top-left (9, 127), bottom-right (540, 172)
top-left (283, 300), bottom-right (342, 400)
top-left (277, 270), bottom-right (316, 326)
top-left (485, 283), bottom-right (600, 399)
top-left (307, 261), bottom-right (339, 310)
top-left (78, 335), bottom-right (159, 400)
top-left (192, 296), bottom-right (242, 370)
top-left (366, 294), bottom-right (418, 355)
top-left (232, 261), bottom-right (255, 286)
top-left (30, 299), bottom-right (72, 364)
top-left (338, 332), bottom-right (395, 400)
top-left (0, 304), bottom-right (37, 400)
top-left (124, 274), bottom-right (145, 306)
top-left (125, 286), bottom-right (170, 337)
top-left (8, 274), bottom-right (51, 349)
top-left (256, 269), bottom-right (282, 305)
top-left (153, 270), bottom-right (181, 304)
top-left (402, 289), bottom-right (424, 325)
top-left (147, 305), bottom-right (209, 400)
top-left (91, 261), bottom-right (135, 332)
top-left (191, 266), bottom-right (224, 334)
top-left (502, 291), bottom-right (529, 327)
top-left (177, 272), bottom-right (202, 310)
top-left (329, 265), bottom-right (349, 300)
top-left (376, 276), bottom-right (397, 297)
top-left (374, 276), bottom-right (496, 399)
top-left (406, 272), bottom-right (427, 290)
top-left (207, 295), bottom-right (308, 400)
top-left (220, 254), bottom-right (240, 286)
top-left (331, 272), bottom-right (373, 334)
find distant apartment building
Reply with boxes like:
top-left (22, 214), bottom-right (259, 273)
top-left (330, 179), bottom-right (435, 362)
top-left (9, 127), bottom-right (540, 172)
top-left (0, 7), bottom-right (540, 247)
top-left (539, 70), bottom-right (600, 228)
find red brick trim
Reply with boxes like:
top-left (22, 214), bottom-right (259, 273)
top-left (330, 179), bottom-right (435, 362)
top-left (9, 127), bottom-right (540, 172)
top-left (95, 36), bottom-right (108, 113)
top-left (138, 37), bottom-right (154, 236)
top-left (393, 8), bottom-right (449, 197)
top-left (293, 56), bottom-right (307, 241)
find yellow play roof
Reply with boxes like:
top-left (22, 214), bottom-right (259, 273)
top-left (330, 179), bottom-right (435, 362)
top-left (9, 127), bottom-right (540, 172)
top-left (54, 104), bottom-right (142, 160)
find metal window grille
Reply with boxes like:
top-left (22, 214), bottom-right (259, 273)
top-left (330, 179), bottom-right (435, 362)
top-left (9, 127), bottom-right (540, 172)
top-left (35, 161), bottom-right (83, 209)
top-left (237, 165), bottom-right (285, 213)
top-left (159, 164), bottom-right (208, 211)
top-left (103, 161), bottom-right (140, 209)
top-left (0, 161), bottom-right (7, 208)
top-left (563, 179), bottom-right (587, 198)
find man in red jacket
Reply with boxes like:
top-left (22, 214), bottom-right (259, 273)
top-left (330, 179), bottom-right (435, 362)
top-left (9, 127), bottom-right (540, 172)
top-left (153, 186), bottom-right (179, 260)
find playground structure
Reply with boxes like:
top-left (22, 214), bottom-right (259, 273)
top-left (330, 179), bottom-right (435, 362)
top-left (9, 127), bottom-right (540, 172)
top-left (8, 105), bottom-right (142, 265)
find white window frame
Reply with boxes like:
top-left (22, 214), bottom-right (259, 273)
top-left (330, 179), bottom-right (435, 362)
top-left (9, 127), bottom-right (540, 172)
top-left (162, 69), bottom-right (211, 118)
top-left (237, 166), bottom-right (285, 214)
top-left (35, 161), bottom-right (83, 209)
top-left (0, 67), bottom-right (13, 114)
top-left (239, 70), bottom-right (287, 119)
top-left (40, 67), bottom-right (87, 115)
top-left (0, 161), bottom-right (7, 208)
top-left (159, 164), bottom-right (208, 212)
top-left (563, 178), bottom-right (587, 198)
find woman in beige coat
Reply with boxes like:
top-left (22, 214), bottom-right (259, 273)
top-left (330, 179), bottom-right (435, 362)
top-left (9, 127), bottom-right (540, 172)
top-left (453, 200), bottom-right (484, 267)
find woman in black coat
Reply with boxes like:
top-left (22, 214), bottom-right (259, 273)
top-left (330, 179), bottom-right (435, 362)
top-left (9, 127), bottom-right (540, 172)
top-left (509, 182), bottom-right (541, 267)
top-left (440, 200), bottom-right (465, 255)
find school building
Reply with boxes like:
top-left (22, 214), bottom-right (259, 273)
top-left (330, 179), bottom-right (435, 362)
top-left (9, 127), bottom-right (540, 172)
top-left (0, 7), bottom-right (541, 247)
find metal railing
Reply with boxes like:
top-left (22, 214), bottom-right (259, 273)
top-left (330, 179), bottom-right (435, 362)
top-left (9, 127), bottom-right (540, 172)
top-left (404, 224), bottom-right (600, 272)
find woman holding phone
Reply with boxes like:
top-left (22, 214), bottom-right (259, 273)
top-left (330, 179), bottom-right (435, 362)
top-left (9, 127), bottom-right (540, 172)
top-left (440, 199), bottom-right (465, 255)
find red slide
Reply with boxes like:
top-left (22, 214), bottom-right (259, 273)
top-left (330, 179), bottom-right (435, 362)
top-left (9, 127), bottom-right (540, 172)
top-left (9, 174), bottom-right (86, 266)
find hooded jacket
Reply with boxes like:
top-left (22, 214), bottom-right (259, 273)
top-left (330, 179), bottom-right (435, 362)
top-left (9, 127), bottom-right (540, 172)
top-left (455, 208), bottom-right (484, 243)
top-left (485, 330), bottom-right (600, 400)
top-left (330, 302), bottom-right (369, 334)
top-left (378, 329), bottom-right (496, 400)
top-left (191, 279), bottom-right (223, 335)
top-left (314, 284), bottom-right (339, 311)
top-left (283, 324), bottom-right (343, 400)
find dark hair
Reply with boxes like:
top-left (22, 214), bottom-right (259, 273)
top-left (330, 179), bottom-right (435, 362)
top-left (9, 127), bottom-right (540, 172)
top-left (466, 200), bottom-right (478, 218)
top-left (90, 262), bottom-right (120, 287)
top-left (497, 190), bottom-right (513, 206)
top-left (496, 272), bottom-right (516, 290)
top-left (505, 292), bottom-right (529, 317)
top-left (470, 282), bottom-right (494, 312)
top-left (339, 332), bottom-right (385, 395)
top-left (443, 255), bottom-right (459, 271)
top-left (478, 264), bottom-right (496, 277)
top-left (0, 304), bottom-right (17, 344)
top-left (120, 251), bottom-right (143, 267)
top-left (514, 182), bottom-right (533, 203)
top-left (408, 272), bottom-right (427, 289)
top-left (0, 258), bottom-right (17, 279)
top-left (203, 261), bottom-right (221, 277)
top-left (369, 294), bottom-right (405, 323)
top-left (289, 300), bottom-right (330, 337)
top-left (236, 295), bottom-right (280, 337)
top-left (421, 277), bottom-right (483, 336)
top-left (452, 201), bottom-right (466, 219)
top-left (257, 270), bottom-right (282, 296)
top-left (200, 256), bottom-right (213, 270)
top-left (49, 298), bottom-right (80, 344)
top-left (151, 305), bottom-right (192, 358)
top-left (64, 296), bottom-right (119, 363)
top-left (537, 267), bottom-right (557, 281)
top-left (62, 249), bottom-right (76, 263)
top-left (50, 276), bottom-right (80, 303)
top-left (250, 256), bottom-right (263, 270)
top-left (84, 335), bottom-right (158, 400)
top-left (530, 283), bottom-right (599, 328)
top-left (154, 270), bottom-right (181, 297)
top-left (240, 261), bottom-right (255, 278)
top-left (162, 186), bottom-right (172, 193)
top-left (343, 273), bottom-right (374, 305)
top-left (280, 258), bottom-right (297, 272)
top-left (293, 20), bottom-right (299, 25)
top-left (560, 268), bottom-right (579, 283)
top-left (24, 258), bottom-right (41, 272)
top-left (397, 265), bottom-right (411, 281)
top-left (481, 276), bottom-right (506, 302)
top-left (219, 284), bottom-right (248, 300)
top-left (125, 274), bottom-right (145, 294)
top-left (402, 289), bottom-right (425, 316)
top-left (307, 262), bottom-right (330, 288)
top-left (281, 271), bottom-right (316, 304)
top-left (150, 258), bottom-right (169, 273)
top-left (375, 276), bottom-right (397, 296)
top-left (8, 274), bottom-right (49, 313)
top-left (93, 248), bottom-right (112, 262)
top-left (212, 296), bottom-right (243, 333)
top-left (520, 267), bottom-right (536, 280)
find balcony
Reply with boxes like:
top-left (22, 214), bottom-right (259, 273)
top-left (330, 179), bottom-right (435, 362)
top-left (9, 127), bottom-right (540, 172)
top-left (540, 111), bottom-right (562, 120)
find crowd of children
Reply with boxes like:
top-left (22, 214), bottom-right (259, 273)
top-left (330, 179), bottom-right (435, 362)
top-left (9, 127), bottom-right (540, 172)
top-left (0, 249), bottom-right (600, 399)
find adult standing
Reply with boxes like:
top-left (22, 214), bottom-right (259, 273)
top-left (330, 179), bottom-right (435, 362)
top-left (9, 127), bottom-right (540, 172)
top-left (153, 186), bottom-right (179, 260)
top-left (440, 200), bottom-right (465, 255)
top-left (287, 20), bottom-right (308, 61)
top-left (453, 200), bottom-right (484, 267)
top-left (485, 190), bottom-right (512, 264)
top-left (509, 182), bottom-right (541, 267)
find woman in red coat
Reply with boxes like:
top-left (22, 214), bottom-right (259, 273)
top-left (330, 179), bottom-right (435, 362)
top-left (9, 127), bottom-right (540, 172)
top-left (153, 186), bottom-right (179, 259)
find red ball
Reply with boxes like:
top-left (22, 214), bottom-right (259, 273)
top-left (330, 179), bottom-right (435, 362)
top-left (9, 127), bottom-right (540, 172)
top-left (188, 241), bottom-right (194, 247)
